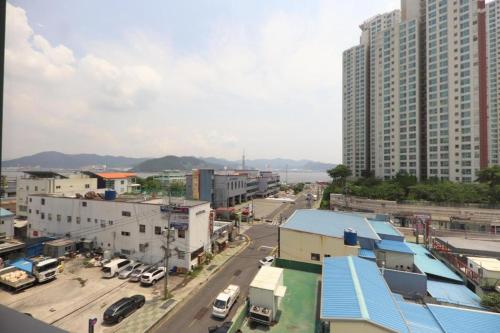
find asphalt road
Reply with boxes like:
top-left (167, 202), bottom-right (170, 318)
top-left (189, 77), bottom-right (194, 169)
top-left (153, 223), bottom-right (278, 333)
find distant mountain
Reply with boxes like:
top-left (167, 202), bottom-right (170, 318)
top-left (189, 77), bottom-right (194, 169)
top-left (200, 157), bottom-right (335, 171)
top-left (2, 151), bottom-right (148, 169)
top-left (132, 155), bottom-right (223, 172)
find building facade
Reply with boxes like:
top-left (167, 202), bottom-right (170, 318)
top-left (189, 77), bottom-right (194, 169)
top-left (27, 195), bottom-right (211, 270)
top-left (0, 208), bottom-right (15, 239)
top-left (343, 0), bottom-right (493, 182)
top-left (16, 171), bottom-right (98, 218)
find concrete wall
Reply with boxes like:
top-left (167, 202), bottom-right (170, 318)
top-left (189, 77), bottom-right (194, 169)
top-left (382, 268), bottom-right (427, 298)
top-left (17, 177), bottom-right (97, 217)
top-left (329, 320), bottom-right (392, 333)
top-left (214, 174), bottom-right (247, 207)
top-left (0, 214), bottom-right (14, 239)
top-left (376, 251), bottom-right (414, 270)
top-left (279, 228), bottom-right (359, 265)
top-left (27, 196), bottom-right (211, 270)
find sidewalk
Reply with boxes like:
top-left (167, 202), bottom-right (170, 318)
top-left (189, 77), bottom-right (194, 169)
top-left (111, 236), bottom-right (250, 333)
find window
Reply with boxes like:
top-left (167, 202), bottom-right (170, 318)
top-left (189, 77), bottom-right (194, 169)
top-left (56, 185), bottom-right (61, 189)
top-left (121, 231), bottom-right (130, 236)
top-left (139, 244), bottom-right (147, 252)
top-left (57, 214), bottom-right (61, 222)
top-left (35, 186), bottom-right (38, 191)
top-left (108, 220), bottom-right (113, 225)
top-left (139, 224), bottom-right (146, 233)
top-left (120, 180), bottom-right (125, 185)
top-left (311, 253), bottom-right (320, 261)
top-left (85, 184), bottom-right (90, 189)
top-left (122, 211), bottom-right (131, 217)
top-left (48, 213), bottom-right (52, 221)
top-left (36, 210), bottom-right (39, 214)
top-left (178, 229), bottom-right (186, 239)
top-left (155, 226), bottom-right (162, 235)
top-left (76, 217), bottom-right (81, 224)
top-left (87, 218), bottom-right (91, 222)
top-left (82, 201), bottom-right (87, 207)
top-left (67, 216), bottom-right (72, 223)
top-left (41, 213), bottom-right (45, 220)
top-left (324, 254), bottom-right (331, 258)
top-left (41, 198), bottom-right (45, 205)
top-left (178, 251), bottom-right (185, 259)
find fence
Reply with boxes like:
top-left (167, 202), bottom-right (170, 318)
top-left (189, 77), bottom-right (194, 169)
top-left (228, 301), bottom-right (249, 333)
top-left (274, 258), bottom-right (322, 274)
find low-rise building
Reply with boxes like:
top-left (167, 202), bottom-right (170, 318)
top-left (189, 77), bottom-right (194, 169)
top-left (279, 210), bottom-right (380, 265)
top-left (16, 171), bottom-right (98, 218)
top-left (84, 172), bottom-right (138, 194)
top-left (320, 256), bottom-right (500, 333)
top-left (27, 194), bottom-right (211, 271)
top-left (374, 239), bottom-right (415, 270)
top-left (153, 170), bottom-right (186, 193)
top-left (256, 171), bottom-right (280, 197)
top-left (0, 208), bottom-right (14, 239)
top-left (467, 256), bottom-right (500, 289)
top-left (1, 175), bottom-right (16, 199)
top-left (214, 174), bottom-right (247, 207)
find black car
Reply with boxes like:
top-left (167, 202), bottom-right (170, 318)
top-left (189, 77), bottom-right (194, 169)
top-left (103, 295), bottom-right (146, 324)
top-left (208, 322), bottom-right (232, 333)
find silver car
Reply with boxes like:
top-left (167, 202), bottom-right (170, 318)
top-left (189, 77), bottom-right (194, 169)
top-left (118, 262), bottom-right (142, 279)
top-left (129, 265), bottom-right (154, 282)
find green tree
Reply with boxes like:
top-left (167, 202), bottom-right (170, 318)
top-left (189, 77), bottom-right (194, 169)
top-left (136, 176), bottom-right (162, 193)
top-left (327, 164), bottom-right (352, 187)
top-left (477, 166), bottom-right (500, 203)
top-left (394, 170), bottom-right (417, 198)
top-left (481, 293), bottom-right (500, 313)
top-left (293, 183), bottom-right (305, 195)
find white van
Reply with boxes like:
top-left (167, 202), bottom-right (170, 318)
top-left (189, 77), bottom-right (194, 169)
top-left (101, 259), bottom-right (131, 278)
top-left (212, 284), bottom-right (240, 318)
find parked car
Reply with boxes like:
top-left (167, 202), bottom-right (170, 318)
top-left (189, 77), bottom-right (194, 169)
top-left (140, 267), bottom-right (166, 286)
top-left (118, 263), bottom-right (142, 279)
top-left (101, 259), bottom-right (131, 278)
top-left (259, 256), bottom-right (274, 267)
top-left (129, 265), bottom-right (154, 282)
top-left (102, 295), bottom-right (145, 324)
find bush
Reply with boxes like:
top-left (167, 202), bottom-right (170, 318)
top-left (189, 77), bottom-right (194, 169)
top-left (481, 293), bottom-right (500, 312)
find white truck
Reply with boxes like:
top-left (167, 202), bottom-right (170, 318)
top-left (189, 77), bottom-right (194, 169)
top-left (248, 266), bottom-right (287, 326)
top-left (212, 284), bottom-right (240, 319)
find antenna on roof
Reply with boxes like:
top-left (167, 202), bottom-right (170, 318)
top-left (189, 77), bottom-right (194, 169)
top-left (242, 149), bottom-right (246, 170)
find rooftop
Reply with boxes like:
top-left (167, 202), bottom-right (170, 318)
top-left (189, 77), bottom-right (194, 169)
top-left (321, 256), bottom-right (409, 333)
top-left (436, 237), bottom-right (500, 255)
top-left (0, 208), bottom-right (14, 218)
top-left (427, 304), bottom-right (500, 333)
top-left (44, 238), bottom-right (75, 247)
top-left (280, 210), bottom-right (380, 240)
top-left (23, 171), bottom-right (67, 179)
top-left (368, 219), bottom-right (402, 237)
top-left (95, 172), bottom-right (136, 179)
top-left (0, 238), bottom-right (25, 254)
top-left (358, 248), bottom-right (376, 260)
top-left (250, 266), bottom-right (283, 290)
top-left (406, 243), bottom-right (463, 283)
top-left (375, 239), bottom-right (414, 254)
top-left (467, 257), bottom-right (500, 271)
top-left (241, 268), bottom-right (320, 333)
top-left (426, 280), bottom-right (482, 309)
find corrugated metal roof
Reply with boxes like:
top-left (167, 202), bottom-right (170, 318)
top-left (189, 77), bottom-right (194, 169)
top-left (368, 220), bottom-right (402, 236)
top-left (0, 208), bottom-right (14, 218)
top-left (358, 248), bottom-right (376, 259)
top-left (321, 256), bottom-right (409, 333)
top-left (96, 172), bottom-right (136, 179)
top-left (428, 304), bottom-right (500, 333)
top-left (397, 301), bottom-right (444, 333)
top-left (281, 210), bottom-right (380, 240)
top-left (427, 280), bottom-right (482, 309)
top-left (406, 243), bottom-right (463, 283)
top-left (375, 239), bottom-right (415, 254)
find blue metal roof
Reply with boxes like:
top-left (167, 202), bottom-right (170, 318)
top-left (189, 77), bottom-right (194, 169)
top-left (358, 248), bottom-right (376, 260)
top-left (0, 208), bottom-right (14, 218)
top-left (281, 210), bottom-right (380, 240)
top-left (368, 220), bottom-right (402, 237)
top-left (427, 280), bottom-right (482, 309)
top-left (321, 256), bottom-right (409, 333)
top-left (10, 258), bottom-right (33, 273)
top-left (428, 304), bottom-right (500, 333)
top-left (375, 239), bottom-right (415, 254)
top-left (406, 243), bottom-right (463, 283)
top-left (397, 301), bottom-right (444, 333)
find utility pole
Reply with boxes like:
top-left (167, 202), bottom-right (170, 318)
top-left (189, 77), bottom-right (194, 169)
top-left (162, 187), bottom-right (173, 300)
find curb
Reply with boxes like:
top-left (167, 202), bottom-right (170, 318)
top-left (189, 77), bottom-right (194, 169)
top-left (144, 234), bottom-right (252, 333)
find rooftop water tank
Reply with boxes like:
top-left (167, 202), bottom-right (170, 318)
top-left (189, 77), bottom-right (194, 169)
top-left (344, 228), bottom-right (358, 246)
top-left (104, 190), bottom-right (117, 201)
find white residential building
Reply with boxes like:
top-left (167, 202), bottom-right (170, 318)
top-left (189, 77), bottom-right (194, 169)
top-left (27, 195), bottom-right (211, 271)
top-left (0, 208), bottom-right (15, 239)
top-left (16, 171), bottom-right (98, 218)
top-left (88, 172), bottom-right (139, 194)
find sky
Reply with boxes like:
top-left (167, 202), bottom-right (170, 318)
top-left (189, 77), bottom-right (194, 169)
top-left (3, 0), bottom-right (399, 163)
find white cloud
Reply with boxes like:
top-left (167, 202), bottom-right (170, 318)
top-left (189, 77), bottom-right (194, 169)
top-left (3, 2), bottom-right (397, 162)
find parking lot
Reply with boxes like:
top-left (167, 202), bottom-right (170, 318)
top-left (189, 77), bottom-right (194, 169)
top-left (0, 257), bottom-right (185, 333)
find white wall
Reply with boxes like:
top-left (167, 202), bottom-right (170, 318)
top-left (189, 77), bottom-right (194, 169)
top-left (27, 195), bottom-right (211, 270)
top-left (0, 214), bottom-right (14, 239)
top-left (376, 251), bottom-right (413, 270)
top-left (16, 177), bottom-right (97, 217)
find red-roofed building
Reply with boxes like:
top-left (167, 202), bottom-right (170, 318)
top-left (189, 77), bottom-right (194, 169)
top-left (88, 172), bottom-right (138, 194)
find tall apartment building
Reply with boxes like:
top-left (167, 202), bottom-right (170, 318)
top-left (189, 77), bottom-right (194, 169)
top-left (487, 0), bottom-right (500, 165)
top-left (343, 0), bottom-right (491, 182)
